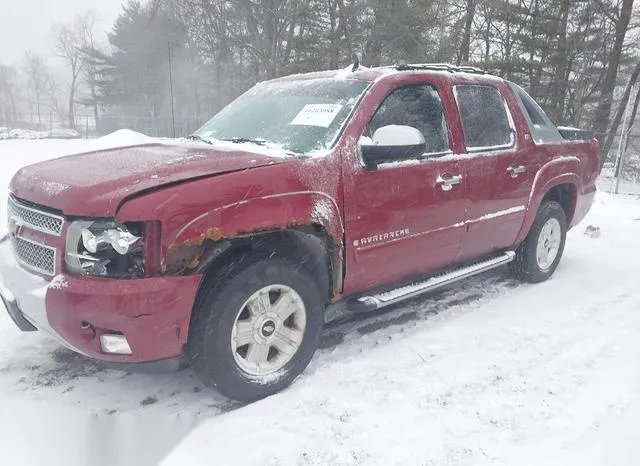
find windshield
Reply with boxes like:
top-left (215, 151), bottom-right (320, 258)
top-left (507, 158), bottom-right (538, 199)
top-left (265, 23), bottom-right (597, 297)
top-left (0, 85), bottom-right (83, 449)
top-left (193, 79), bottom-right (370, 154)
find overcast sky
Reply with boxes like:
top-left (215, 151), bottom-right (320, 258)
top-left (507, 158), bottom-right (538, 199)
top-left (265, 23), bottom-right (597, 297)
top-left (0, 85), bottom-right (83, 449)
top-left (0, 0), bottom-right (126, 65)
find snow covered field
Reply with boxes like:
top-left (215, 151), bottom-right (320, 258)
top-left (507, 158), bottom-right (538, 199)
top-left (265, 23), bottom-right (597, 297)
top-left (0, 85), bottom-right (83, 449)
top-left (1, 137), bottom-right (640, 465)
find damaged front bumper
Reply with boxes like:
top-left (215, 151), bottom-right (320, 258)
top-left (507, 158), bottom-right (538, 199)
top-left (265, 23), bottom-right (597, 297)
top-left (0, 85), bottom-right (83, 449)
top-left (0, 236), bottom-right (202, 373)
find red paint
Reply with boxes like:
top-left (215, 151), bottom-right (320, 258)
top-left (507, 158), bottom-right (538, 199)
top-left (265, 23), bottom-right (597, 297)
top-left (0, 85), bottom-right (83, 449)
top-left (452, 79), bottom-right (541, 262)
top-left (6, 67), bottom-right (601, 364)
top-left (10, 143), bottom-right (291, 217)
top-left (45, 274), bottom-right (201, 362)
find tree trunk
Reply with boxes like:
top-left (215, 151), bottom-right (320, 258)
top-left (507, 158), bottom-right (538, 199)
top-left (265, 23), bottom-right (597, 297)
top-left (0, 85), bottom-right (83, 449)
top-left (328, 0), bottom-right (338, 69)
top-left (336, 0), bottom-right (353, 61)
top-left (262, 0), bottom-right (278, 78)
top-left (484, 14), bottom-right (491, 67)
top-left (68, 73), bottom-right (77, 129)
top-left (363, 1), bottom-right (386, 66)
top-left (36, 93), bottom-right (42, 129)
top-left (602, 60), bottom-right (640, 159)
top-left (90, 79), bottom-right (99, 134)
top-left (457, 0), bottom-right (475, 65)
top-left (614, 86), bottom-right (640, 181)
top-left (548, 0), bottom-right (571, 123)
top-left (626, 85), bottom-right (640, 140)
top-left (592, 0), bottom-right (634, 148)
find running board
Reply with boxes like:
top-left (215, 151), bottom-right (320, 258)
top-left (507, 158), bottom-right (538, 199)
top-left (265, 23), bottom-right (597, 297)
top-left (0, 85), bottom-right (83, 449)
top-left (347, 251), bottom-right (516, 312)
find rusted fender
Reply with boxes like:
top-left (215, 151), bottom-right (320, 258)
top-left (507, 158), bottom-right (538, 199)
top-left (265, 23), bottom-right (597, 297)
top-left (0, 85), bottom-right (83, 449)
top-left (171, 191), bottom-right (343, 246)
top-left (118, 189), bottom-right (343, 273)
top-left (154, 191), bottom-right (342, 273)
top-left (514, 156), bottom-right (581, 245)
top-left (114, 152), bottom-right (344, 275)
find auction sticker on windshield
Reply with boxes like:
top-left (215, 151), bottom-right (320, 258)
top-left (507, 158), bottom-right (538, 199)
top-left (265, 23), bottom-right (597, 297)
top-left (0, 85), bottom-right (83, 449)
top-left (290, 104), bottom-right (343, 127)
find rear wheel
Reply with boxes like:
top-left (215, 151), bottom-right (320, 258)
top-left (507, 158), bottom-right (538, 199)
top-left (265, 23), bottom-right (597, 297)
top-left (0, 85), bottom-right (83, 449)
top-left (510, 201), bottom-right (567, 283)
top-left (188, 254), bottom-right (324, 402)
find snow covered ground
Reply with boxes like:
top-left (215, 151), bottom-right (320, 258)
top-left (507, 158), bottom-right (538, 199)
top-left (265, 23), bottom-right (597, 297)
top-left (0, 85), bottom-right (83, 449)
top-left (0, 128), bottom-right (82, 140)
top-left (1, 136), bottom-right (640, 465)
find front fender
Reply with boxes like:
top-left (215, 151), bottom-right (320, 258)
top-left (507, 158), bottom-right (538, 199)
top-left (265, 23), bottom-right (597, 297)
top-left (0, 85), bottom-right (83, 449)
top-left (114, 159), bottom-right (344, 276)
top-left (514, 157), bottom-right (581, 244)
top-left (170, 191), bottom-right (343, 248)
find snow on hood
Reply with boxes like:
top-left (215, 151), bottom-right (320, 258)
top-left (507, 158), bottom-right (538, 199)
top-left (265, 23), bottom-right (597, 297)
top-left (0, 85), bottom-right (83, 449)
top-left (9, 137), bottom-right (291, 217)
top-left (88, 129), bottom-right (154, 148)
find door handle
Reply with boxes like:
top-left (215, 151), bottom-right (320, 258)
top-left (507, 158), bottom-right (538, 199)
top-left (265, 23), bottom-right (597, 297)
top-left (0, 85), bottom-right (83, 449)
top-left (507, 165), bottom-right (526, 177)
top-left (436, 174), bottom-right (462, 191)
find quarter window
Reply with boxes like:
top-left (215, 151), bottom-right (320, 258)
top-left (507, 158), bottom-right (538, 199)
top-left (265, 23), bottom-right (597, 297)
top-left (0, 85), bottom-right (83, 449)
top-left (455, 85), bottom-right (513, 150)
top-left (367, 84), bottom-right (450, 155)
top-left (510, 82), bottom-right (563, 144)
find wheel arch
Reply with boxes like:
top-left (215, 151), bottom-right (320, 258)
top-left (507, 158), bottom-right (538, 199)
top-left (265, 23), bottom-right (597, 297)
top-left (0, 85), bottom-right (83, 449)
top-left (184, 225), bottom-right (340, 304)
top-left (541, 182), bottom-right (577, 224)
top-left (162, 190), bottom-right (344, 298)
top-left (516, 173), bottom-right (580, 244)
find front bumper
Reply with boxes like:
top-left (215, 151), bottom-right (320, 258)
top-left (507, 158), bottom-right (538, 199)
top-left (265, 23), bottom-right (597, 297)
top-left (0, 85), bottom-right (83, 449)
top-left (0, 238), bottom-right (202, 368)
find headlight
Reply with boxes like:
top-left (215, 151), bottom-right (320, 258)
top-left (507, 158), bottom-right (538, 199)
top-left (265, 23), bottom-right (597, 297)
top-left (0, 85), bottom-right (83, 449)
top-left (65, 220), bottom-right (144, 277)
top-left (81, 226), bottom-right (140, 255)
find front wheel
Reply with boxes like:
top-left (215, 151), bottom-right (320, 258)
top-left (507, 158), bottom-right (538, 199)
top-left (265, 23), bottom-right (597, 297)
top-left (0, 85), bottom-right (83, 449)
top-left (188, 254), bottom-right (325, 402)
top-left (510, 200), bottom-right (567, 283)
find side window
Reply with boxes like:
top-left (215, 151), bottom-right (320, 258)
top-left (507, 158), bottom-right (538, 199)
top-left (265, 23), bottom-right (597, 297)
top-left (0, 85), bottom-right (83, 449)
top-left (511, 83), bottom-right (563, 144)
top-left (455, 85), bottom-right (513, 150)
top-left (367, 85), bottom-right (450, 154)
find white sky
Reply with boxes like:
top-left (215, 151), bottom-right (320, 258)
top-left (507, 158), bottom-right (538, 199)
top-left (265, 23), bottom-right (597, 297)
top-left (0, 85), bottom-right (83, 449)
top-left (0, 0), bottom-right (126, 66)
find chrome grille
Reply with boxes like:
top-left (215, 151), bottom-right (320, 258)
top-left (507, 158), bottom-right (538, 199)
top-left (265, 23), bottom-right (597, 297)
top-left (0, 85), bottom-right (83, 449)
top-left (11, 236), bottom-right (56, 276)
top-left (7, 196), bottom-right (64, 236)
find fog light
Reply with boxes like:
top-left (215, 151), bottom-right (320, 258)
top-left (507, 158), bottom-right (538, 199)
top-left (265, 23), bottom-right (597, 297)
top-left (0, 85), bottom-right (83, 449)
top-left (100, 334), bottom-right (133, 355)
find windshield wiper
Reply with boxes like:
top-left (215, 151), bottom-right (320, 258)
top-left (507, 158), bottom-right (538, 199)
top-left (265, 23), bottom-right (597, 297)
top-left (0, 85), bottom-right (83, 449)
top-left (186, 134), bottom-right (213, 145)
top-left (221, 137), bottom-right (267, 146)
top-left (189, 135), bottom-right (299, 155)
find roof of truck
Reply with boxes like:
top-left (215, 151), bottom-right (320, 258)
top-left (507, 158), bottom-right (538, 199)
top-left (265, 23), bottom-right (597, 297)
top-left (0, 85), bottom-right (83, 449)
top-left (268, 63), bottom-right (504, 85)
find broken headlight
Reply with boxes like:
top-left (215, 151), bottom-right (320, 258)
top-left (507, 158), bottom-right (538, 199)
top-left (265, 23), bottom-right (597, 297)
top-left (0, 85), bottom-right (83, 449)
top-left (65, 220), bottom-right (145, 277)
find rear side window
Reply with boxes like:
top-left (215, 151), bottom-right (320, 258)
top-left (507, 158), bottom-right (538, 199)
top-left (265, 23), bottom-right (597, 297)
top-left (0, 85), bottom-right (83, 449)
top-left (367, 84), bottom-right (450, 155)
top-left (510, 82), bottom-right (562, 144)
top-left (455, 85), bottom-right (513, 151)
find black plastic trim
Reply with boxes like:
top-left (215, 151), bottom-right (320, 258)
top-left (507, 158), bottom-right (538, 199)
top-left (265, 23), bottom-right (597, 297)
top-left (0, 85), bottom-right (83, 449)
top-left (0, 292), bottom-right (38, 332)
top-left (102, 355), bottom-right (186, 374)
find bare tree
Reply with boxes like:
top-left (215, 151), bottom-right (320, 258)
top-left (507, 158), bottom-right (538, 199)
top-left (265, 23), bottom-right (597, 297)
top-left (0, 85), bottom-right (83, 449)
top-left (547, 0), bottom-right (571, 123)
top-left (79, 11), bottom-right (100, 128)
top-left (52, 12), bottom-right (96, 129)
top-left (592, 0), bottom-right (635, 146)
top-left (603, 59), bottom-right (640, 158)
top-left (0, 64), bottom-right (20, 127)
top-left (65, 0), bottom-right (638, 141)
top-left (22, 51), bottom-right (49, 129)
top-left (44, 70), bottom-right (65, 125)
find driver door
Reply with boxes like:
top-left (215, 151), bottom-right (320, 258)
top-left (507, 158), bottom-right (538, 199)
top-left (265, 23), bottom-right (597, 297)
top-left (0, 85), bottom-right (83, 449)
top-left (342, 84), bottom-right (467, 295)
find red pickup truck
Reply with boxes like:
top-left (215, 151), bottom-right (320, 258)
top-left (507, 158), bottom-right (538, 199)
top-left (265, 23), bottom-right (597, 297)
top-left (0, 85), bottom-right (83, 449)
top-left (0, 64), bottom-right (600, 402)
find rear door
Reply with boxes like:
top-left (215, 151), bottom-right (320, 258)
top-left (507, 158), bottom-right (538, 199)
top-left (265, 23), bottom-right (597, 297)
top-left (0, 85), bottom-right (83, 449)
top-left (453, 83), bottom-right (536, 262)
top-left (342, 82), bottom-right (466, 295)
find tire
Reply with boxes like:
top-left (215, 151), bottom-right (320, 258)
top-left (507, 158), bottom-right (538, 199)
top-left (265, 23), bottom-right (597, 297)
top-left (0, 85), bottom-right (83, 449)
top-left (187, 253), bottom-right (325, 402)
top-left (510, 200), bottom-right (567, 283)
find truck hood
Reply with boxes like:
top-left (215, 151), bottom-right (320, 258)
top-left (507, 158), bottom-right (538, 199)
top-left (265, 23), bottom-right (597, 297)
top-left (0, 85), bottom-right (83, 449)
top-left (10, 142), bottom-right (290, 217)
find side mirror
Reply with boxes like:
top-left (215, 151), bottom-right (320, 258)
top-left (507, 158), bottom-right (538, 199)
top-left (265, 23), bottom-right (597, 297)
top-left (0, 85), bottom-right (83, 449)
top-left (359, 125), bottom-right (426, 169)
